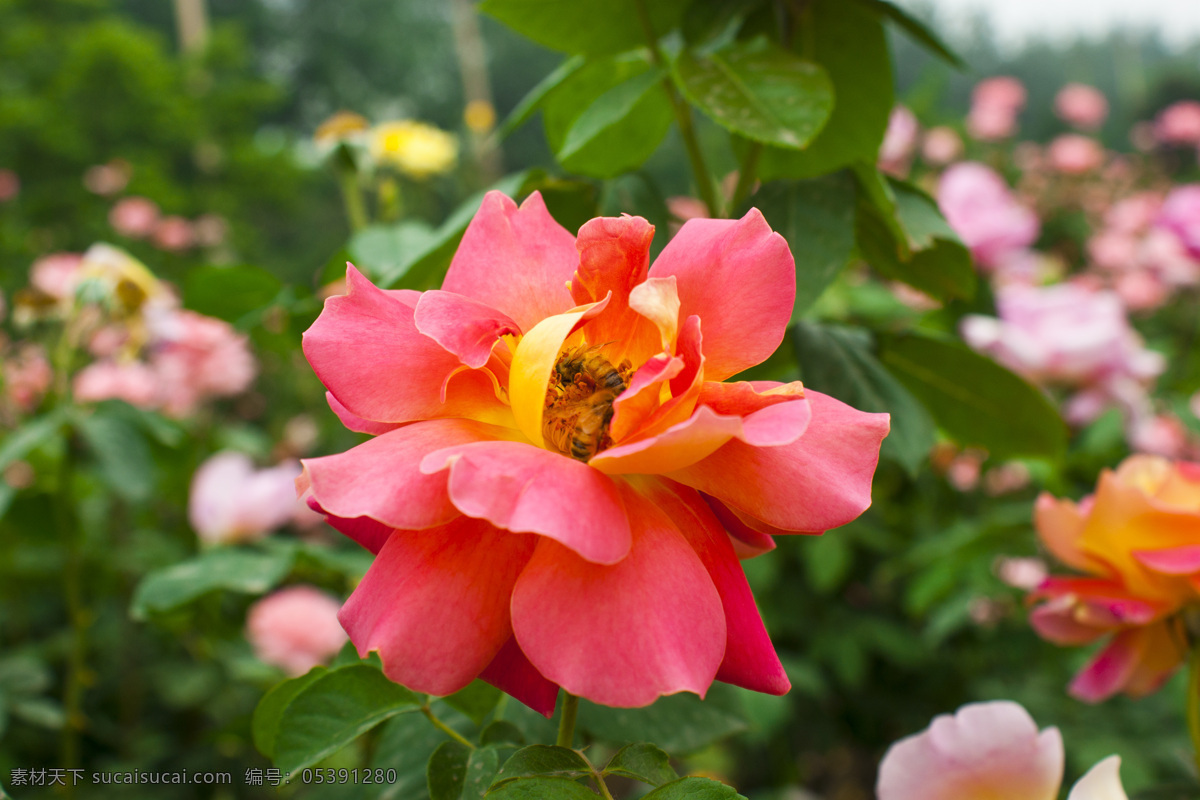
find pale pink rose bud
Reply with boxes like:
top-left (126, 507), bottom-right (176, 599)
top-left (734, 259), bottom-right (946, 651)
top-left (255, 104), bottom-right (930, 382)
top-left (947, 452), bottom-right (983, 491)
top-left (83, 161), bottom-right (131, 196)
top-left (0, 169), bottom-right (19, 202)
top-left (245, 586), bottom-right (348, 676)
top-left (1157, 185), bottom-right (1200, 259)
top-left (879, 106), bottom-right (919, 176)
top-left (1047, 134), bottom-right (1104, 174)
top-left (967, 104), bottom-right (1019, 141)
top-left (1128, 413), bottom-right (1188, 458)
top-left (109, 197), bottom-right (160, 239)
top-left (30, 253), bottom-right (85, 301)
top-left (995, 556), bottom-right (1048, 590)
top-left (73, 360), bottom-right (159, 408)
top-left (921, 126), bottom-right (963, 165)
top-left (152, 216), bottom-right (195, 251)
top-left (4, 345), bottom-right (52, 412)
top-left (1054, 84), bottom-right (1108, 130)
top-left (188, 451), bottom-right (300, 544)
top-left (1155, 100), bottom-right (1200, 146)
top-left (938, 162), bottom-right (1040, 269)
top-left (192, 214), bottom-right (229, 247)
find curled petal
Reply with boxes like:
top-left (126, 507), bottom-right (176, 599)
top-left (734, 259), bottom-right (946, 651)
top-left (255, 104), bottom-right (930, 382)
top-left (306, 495), bottom-right (394, 555)
top-left (1132, 544), bottom-right (1200, 575)
top-left (703, 495), bottom-right (779, 558)
top-left (648, 208), bottom-right (795, 381)
top-left (628, 276), bottom-right (680, 351)
top-left (610, 354), bottom-right (685, 442)
top-left (441, 191), bottom-right (579, 332)
top-left (414, 290), bottom-right (521, 368)
top-left (667, 389), bottom-right (889, 533)
top-left (510, 481), bottom-right (725, 707)
top-left (340, 517), bottom-right (538, 697)
top-left (419, 439), bottom-right (631, 565)
top-left (1067, 756), bottom-right (1129, 800)
top-left (326, 392), bottom-right (403, 435)
top-left (479, 637), bottom-right (561, 718)
top-left (1069, 622), bottom-right (1185, 702)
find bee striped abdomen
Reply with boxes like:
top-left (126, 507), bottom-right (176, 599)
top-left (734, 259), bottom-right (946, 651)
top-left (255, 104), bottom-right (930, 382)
top-left (544, 346), bottom-right (632, 462)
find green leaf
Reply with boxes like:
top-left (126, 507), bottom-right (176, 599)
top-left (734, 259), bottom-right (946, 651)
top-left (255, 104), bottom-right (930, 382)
top-left (758, 0), bottom-right (892, 179)
top-left (850, 0), bottom-right (964, 68)
top-left (791, 323), bottom-right (934, 475)
top-left (801, 528), bottom-right (853, 594)
top-left (183, 265), bottom-right (283, 323)
top-left (0, 409), bottom-right (67, 473)
top-left (130, 547), bottom-right (294, 620)
top-left (491, 746), bottom-right (591, 787)
top-left (580, 694), bottom-right (747, 753)
top-left (559, 67), bottom-right (667, 163)
top-left (367, 705), bottom-right (475, 800)
top-left (10, 696), bottom-right (65, 729)
top-left (428, 740), bottom-right (470, 800)
top-left (485, 777), bottom-right (598, 800)
top-left (480, 721), bottom-right (526, 747)
top-left (675, 38), bottom-right (833, 149)
top-left (349, 221), bottom-right (438, 284)
top-left (462, 747), bottom-right (505, 799)
top-left (643, 777), bottom-right (747, 799)
top-left (442, 680), bottom-right (502, 726)
top-left (480, 0), bottom-right (690, 56)
top-left (750, 173), bottom-right (856, 316)
top-left (496, 55), bottom-right (585, 140)
top-left (274, 664), bottom-right (422, 773)
top-left (543, 55), bottom-right (672, 179)
top-left (252, 667), bottom-right (328, 758)
top-left (681, 0), bottom-right (766, 47)
top-left (877, 332), bottom-right (1068, 459)
top-left (603, 743), bottom-right (678, 786)
top-left (75, 406), bottom-right (154, 503)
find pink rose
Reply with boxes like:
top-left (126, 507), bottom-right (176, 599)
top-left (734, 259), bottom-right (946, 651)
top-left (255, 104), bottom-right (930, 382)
top-left (188, 451), bottom-right (301, 544)
top-left (246, 586), bottom-right (348, 676)
top-left (30, 253), bottom-right (85, 301)
top-left (4, 345), bottom-right (52, 412)
top-left (937, 162), bottom-right (1040, 269)
top-left (1046, 134), bottom-right (1104, 174)
top-left (152, 216), bottom-right (195, 251)
top-left (1155, 100), bottom-right (1200, 146)
top-left (967, 77), bottom-right (1026, 141)
top-left (109, 197), bottom-right (160, 239)
top-left (1158, 184), bottom-right (1200, 259)
top-left (920, 126), bottom-right (963, 165)
top-left (878, 106), bottom-right (919, 176)
top-left (148, 310), bottom-right (256, 417)
top-left (1054, 83), bottom-right (1108, 130)
top-left (72, 360), bottom-right (160, 409)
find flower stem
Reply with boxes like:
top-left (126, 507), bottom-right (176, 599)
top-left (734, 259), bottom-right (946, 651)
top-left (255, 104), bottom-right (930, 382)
top-left (336, 167), bottom-right (369, 232)
top-left (1189, 644), bottom-right (1200, 778)
top-left (632, 0), bottom-right (720, 218)
top-left (422, 704), bottom-right (476, 749)
top-left (556, 691), bottom-right (580, 748)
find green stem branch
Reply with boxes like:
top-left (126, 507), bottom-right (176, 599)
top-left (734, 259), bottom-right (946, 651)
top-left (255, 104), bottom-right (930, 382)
top-left (556, 691), bottom-right (580, 748)
top-left (336, 167), bottom-right (369, 232)
top-left (632, 0), bottom-right (720, 218)
top-left (422, 704), bottom-right (475, 749)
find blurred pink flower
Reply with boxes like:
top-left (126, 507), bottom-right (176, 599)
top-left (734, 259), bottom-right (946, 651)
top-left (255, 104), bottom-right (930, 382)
top-left (877, 700), bottom-right (1128, 800)
top-left (1155, 100), bottom-right (1200, 146)
top-left (188, 451), bottom-right (301, 544)
top-left (1106, 192), bottom-right (1163, 233)
top-left (193, 214), bottom-right (229, 248)
top-left (984, 461), bottom-right (1032, 495)
top-left (920, 126), bottom-right (963, 165)
top-left (1114, 271), bottom-right (1168, 311)
top-left (153, 216), bottom-right (195, 251)
top-left (0, 169), bottom-right (18, 202)
top-left (967, 76), bottom-right (1026, 141)
top-left (1158, 184), bottom-right (1200, 259)
top-left (246, 586), bottom-right (348, 676)
top-left (73, 360), bottom-right (159, 408)
top-left (4, 345), bottom-right (52, 412)
top-left (879, 106), bottom-right (919, 176)
top-left (1087, 230), bottom-right (1138, 272)
top-left (1047, 134), bottom-right (1104, 174)
top-left (996, 556), bottom-right (1048, 590)
top-left (937, 162), bottom-right (1040, 269)
top-left (109, 197), bottom-right (160, 239)
top-left (149, 310), bottom-right (256, 417)
top-left (1054, 84), bottom-right (1108, 130)
top-left (30, 253), bottom-right (84, 301)
top-left (1128, 413), bottom-right (1189, 458)
top-left (83, 161), bottom-right (131, 196)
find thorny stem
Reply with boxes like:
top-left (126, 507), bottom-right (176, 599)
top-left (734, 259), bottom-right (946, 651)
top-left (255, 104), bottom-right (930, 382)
top-left (422, 703), bottom-right (476, 749)
top-left (1189, 644), bottom-right (1200, 779)
top-left (632, 0), bottom-right (720, 218)
top-left (556, 691), bottom-right (580, 748)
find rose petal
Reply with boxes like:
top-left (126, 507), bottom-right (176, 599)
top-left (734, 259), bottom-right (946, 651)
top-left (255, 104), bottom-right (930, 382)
top-left (441, 191), bottom-right (579, 333)
top-left (702, 495), bottom-right (780, 558)
top-left (419, 439), bottom-right (631, 565)
top-left (648, 208), bottom-right (795, 381)
top-left (1069, 622), bottom-right (1184, 702)
top-left (628, 275), bottom-right (680, 351)
top-left (413, 290), bottom-right (521, 368)
top-left (306, 494), bottom-right (394, 554)
top-left (510, 481), bottom-right (725, 707)
top-left (326, 391), bottom-right (404, 435)
top-left (339, 517), bottom-right (537, 696)
top-left (1067, 756), bottom-right (1129, 800)
top-left (1035, 493), bottom-right (1098, 574)
top-left (479, 637), bottom-right (561, 718)
top-left (1132, 544), bottom-right (1200, 575)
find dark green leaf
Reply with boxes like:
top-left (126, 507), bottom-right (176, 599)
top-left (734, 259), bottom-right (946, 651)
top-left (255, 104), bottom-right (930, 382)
top-left (367, 704), bottom-right (475, 800)
top-left (183, 265), bottom-right (283, 323)
top-left (580, 694), bottom-right (746, 753)
top-left (543, 55), bottom-right (672, 178)
top-left (463, 747), bottom-right (504, 799)
top-left (480, 0), bottom-right (690, 56)
top-left (443, 680), bottom-right (502, 726)
top-left (485, 777), bottom-right (598, 799)
top-left (274, 665), bottom-right (422, 772)
top-left (750, 173), bottom-right (856, 316)
top-left (682, 0), bottom-right (766, 46)
top-left (643, 777), bottom-right (747, 799)
top-left (603, 743), bottom-right (677, 786)
top-left (0, 409), bottom-right (67, 472)
top-left (11, 697), bottom-right (64, 729)
top-left (675, 38), bottom-right (833, 149)
top-left (496, 55), bottom-right (585, 140)
top-left (850, 0), bottom-right (964, 67)
top-left (480, 721), bottom-right (526, 747)
top-left (349, 221), bottom-right (438, 284)
top-left (758, 0), bottom-right (892, 179)
top-left (75, 407), bottom-right (154, 502)
top-left (428, 740), bottom-right (470, 800)
top-left (877, 332), bottom-right (1067, 459)
top-left (130, 547), bottom-right (294, 620)
top-left (252, 667), bottom-right (328, 758)
top-left (791, 323), bottom-right (934, 475)
top-left (491, 745), bottom-right (591, 787)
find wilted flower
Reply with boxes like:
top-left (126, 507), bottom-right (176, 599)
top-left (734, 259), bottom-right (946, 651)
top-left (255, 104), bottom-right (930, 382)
top-left (877, 700), bottom-right (1128, 800)
top-left (246, 586), bottom-right (348, 676)
top-left (1029, 456), bottom-right (1200, 701)
top-left (1155, 100), bottom-right (1200, 146)
top-left (1047, 134), bottom-right (1105, 175)
top-left (938, 162), bottom-right (1040, 270)
top-left (878, 106), bottom-right (919, 176)
top-left (920, 126), bottom-right (963, 166)
top-left (108, 197), bottom-right (161, 239)
top-left (188, 451), bottom-right (303, 544)
top-left (299, 191), bottom-right (889, 712)
top-left (369, 120), bottom-right (458, 179)
top-left (1054, 84), bottom-right (1108, 130)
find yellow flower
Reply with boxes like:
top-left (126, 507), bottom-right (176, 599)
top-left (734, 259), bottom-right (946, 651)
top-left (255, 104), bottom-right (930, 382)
top-left (314, 111), bottom-right (370, 146)
top-left (463, 100), bottom-right (496, 134)
top-left (369, 120), bottom-right (458, 179)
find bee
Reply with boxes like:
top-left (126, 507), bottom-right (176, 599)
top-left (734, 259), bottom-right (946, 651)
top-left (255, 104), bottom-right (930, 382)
top-left (543, 345), bottom-right (633, 462)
